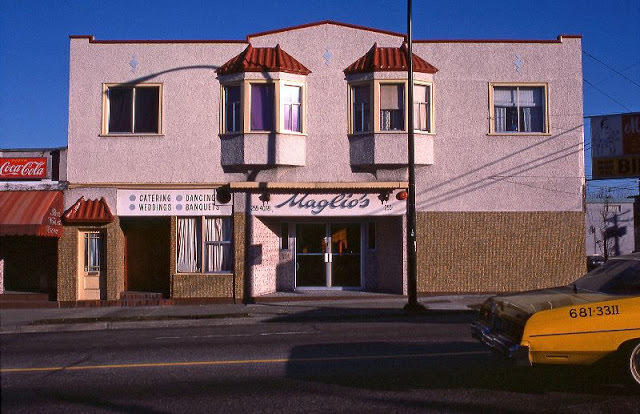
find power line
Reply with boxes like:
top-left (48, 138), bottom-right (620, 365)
top-left (583, 78), bottom-right (632, 111)
top-left (583, 51), bottom-right (640, 89)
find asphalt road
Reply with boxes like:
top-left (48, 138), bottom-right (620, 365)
top-left (1, 313), bottom-right (638, 413)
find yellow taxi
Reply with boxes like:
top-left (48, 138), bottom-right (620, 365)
top-left (472, 252), bottom-right (640, 387)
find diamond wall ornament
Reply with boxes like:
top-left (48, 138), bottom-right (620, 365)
top-left (130, 54), bottom-right (138, 73)
top-left (514, 54), bottom-right (524, 72)
top-left (323, 47), bottom-right (333, 65)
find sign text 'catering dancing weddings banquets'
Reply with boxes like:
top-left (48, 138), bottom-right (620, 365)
top-left (116, 189), bottom-right (232, 216)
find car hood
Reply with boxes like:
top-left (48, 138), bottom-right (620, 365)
top-left (490, 287), bottom-right (614, 317)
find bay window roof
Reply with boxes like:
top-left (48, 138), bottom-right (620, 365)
top-left (217, 44), bottom-right (311, 76)
top-left (344, 43), bottom-right (438, 74)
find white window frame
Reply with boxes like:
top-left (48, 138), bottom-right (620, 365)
top-left (489, 82), bottom-right (549, 135)
top-left (101, 83), bottom-right (163, 135)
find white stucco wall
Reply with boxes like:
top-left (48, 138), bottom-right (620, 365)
top-left (67, 22), bottom-right (584, 214)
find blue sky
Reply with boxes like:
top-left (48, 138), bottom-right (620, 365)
top-left (1, 0), bottom-right (638, 195)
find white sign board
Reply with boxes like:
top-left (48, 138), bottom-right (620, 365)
top-left (250, 191), bottom-right (407, 217)
top-left (117, 189), bottom-right (232, 216)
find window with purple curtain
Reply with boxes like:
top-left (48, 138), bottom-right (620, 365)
top-left (250, 83), bottom-right (275, 131)
top-left (283, 85), bottom-right (301, 132)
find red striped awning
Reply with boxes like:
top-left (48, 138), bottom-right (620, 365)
top-left (0, 191), bottom-right (63, 237)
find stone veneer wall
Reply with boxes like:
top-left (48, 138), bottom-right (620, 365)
top-left (169, 216), bottom-right (242, 300)
top-left (57, 218), bottom-right (125, 301)
top-left (417, 211), bottom-right (586, 293)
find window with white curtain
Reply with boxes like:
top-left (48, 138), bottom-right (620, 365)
top-left (413, 83), bottom-right (431, 132)
top-left (177, 217), bottom-right (232, 273)
top-left (492, 84), bottom-right (546, 133)
top-left (282, 85), bottom-right (302, 132)
top-left (380, 83), bottom-right (405, 131)
top-left (84, 231), bottom-right (103, 272)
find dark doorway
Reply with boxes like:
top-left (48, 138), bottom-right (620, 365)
top-left (121, 217), bottom-right (170, 297)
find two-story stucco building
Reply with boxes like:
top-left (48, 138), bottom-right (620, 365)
top-left (59, 21), bottom-right (586, 304)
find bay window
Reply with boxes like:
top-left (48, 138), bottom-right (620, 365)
top-left (103, 84), bottom-right (161, 134)
top-left (349, 80), bottom-right (433, 134)
top-left (491, 84), bottom-right (547, 133)
top-left (176, 217), bottom-right (233, 273)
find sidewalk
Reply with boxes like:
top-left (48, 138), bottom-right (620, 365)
top-left (0, 294), bottom-right (490, 335)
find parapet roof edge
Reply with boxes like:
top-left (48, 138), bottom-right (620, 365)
top-left (69, 24), bottom-right (581, 44)
top-left (68, 35), bottom-right (247, 44)
top-left (246, 20), bottom-right (406, 40)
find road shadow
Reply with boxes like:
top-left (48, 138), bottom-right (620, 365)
top-left (286, 341), bottom-right (638, 396)
top-left (261, 305), bottom-right (478, 324)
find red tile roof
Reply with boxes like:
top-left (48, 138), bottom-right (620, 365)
top-left (63, 197), bottom-right (114, 224)
top-left (217, 44), bottom-right (311, 76)
top-left (0, 191), bottom-right (63, 237)
top-left (344, 43), bottom-right (438, 74)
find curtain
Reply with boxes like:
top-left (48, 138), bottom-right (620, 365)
top-left (85, 233), bottom-right (102, 271)
top-left (177, 218), bottom-right (200, 273)
top-left (413, 84), bottom-right (429, 131)
top-left (283, 85), bottom-right (301, 132)
top-left (205, 218), bottom-right (232, 272)
top-left (250, 84), bottom-right (274, 131)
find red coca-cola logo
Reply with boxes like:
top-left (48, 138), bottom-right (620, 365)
top-left (0, 158), bottom-right (47, 179)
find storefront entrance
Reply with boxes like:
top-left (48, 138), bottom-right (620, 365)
top-left (295, 223), bottom-right (361, 288)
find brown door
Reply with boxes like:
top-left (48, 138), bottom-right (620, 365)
top-left (122, 218), bottom-right (170, 297)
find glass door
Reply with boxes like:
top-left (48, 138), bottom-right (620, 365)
top-left (295, 223), bottom-right (361, 288)
top-left (329, 223), bottom-right (361, 287)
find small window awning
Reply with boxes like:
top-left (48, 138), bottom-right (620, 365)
top-left (0, 191), bottom-right (63, 237)
top-left (63, 196), bottom-right (114, 224)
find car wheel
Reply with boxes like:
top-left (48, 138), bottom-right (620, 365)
top-left (629, 341), bottom-right (640, 387)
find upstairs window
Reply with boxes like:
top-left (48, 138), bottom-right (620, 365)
top-left (380, 84), bottom-right (404, 131)
top-left (223, 85), bottom-right (241, 133)
top-left (491, 84), bottom-right (547, 134)
top-left (282, 85), bottom-right (302, 132)
top-left (349, 81), bottom-right (433, 134)
top-left (103, 84), bottom-right (161, 134)
top-left (413, 83), bottom-right (431, 132)
top-left (352, 84), bottom-right (371, 133)
top-left (250, 83), bottom-right (275, 131)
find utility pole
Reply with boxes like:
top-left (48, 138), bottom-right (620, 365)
top-left (404, 0), bottom-right (424, 311)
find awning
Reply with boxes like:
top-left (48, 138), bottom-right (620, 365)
top-left (63, 196), bottom-right (114, 224)
top-left (0, 191), bottom-right (63, 237)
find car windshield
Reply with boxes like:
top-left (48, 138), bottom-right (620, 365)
top-left (572, 258), bottom-right (640, 295)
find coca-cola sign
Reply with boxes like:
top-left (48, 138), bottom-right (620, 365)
top-left (0, 158), bottom-right (47, 180)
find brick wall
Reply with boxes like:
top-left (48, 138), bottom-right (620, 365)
top-left (57, 218), bottom-right (124, 301)
top-left (416, 211), bottom-right (586, 293)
